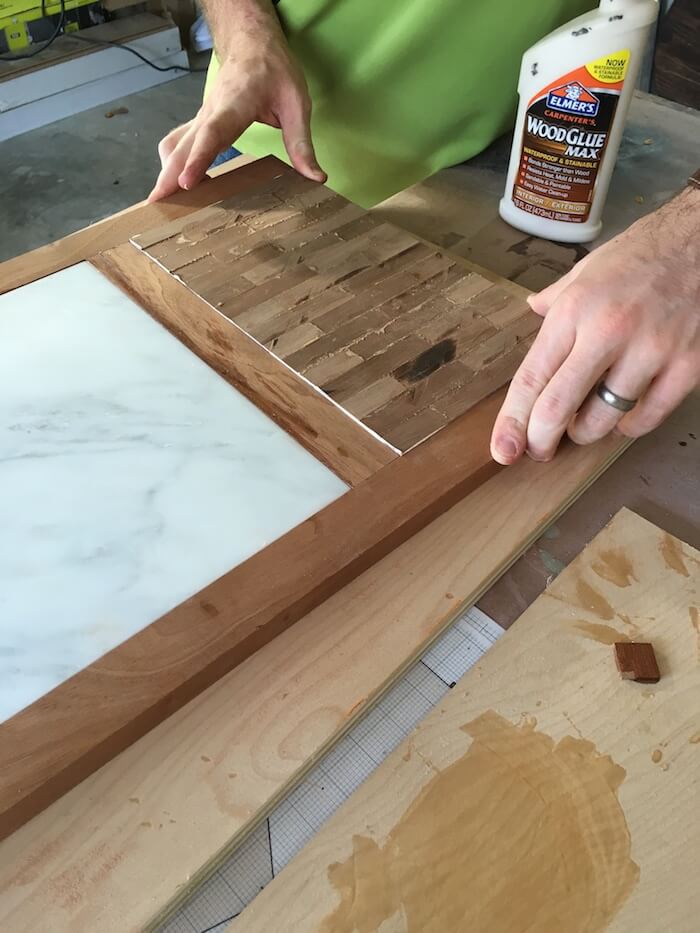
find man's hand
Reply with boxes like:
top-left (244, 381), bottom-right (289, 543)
top-left (148, 0), bottom-right (325, 203)
top-left (490, 185), bottom-right (700, 464)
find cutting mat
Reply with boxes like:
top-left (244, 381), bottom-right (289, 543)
top-left (159, 607), bottom-right (503, 933)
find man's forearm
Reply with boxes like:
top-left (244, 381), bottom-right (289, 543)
top-left (639, 183), bottom-right (700, 260)
top-left (200, 0), bottom-right (284, 62)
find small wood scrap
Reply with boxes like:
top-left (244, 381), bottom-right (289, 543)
top-left (104, 107), bottom-right (129, 118)
top-left (614, 642), bottom-right (661, 684)
top-left (132, 163), bottom-right (539, 451)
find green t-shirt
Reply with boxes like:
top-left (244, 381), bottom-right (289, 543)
top-left (206, 0), bottom-right (594, 207)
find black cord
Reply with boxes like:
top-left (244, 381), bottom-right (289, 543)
top-left (70, 32), bottom-right (206, 72)
top-left (0, 0), bottom-right (206, 72)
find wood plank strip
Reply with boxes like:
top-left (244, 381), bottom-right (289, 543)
top-left (0, 156), bottom-right (288, 294)
top-left (0, 348), bottom-right (504, 840)
top-left (323, 336), bottom-right (431, 401)
top-left (237, 509), bottom-right (700, 933)
top-left (338, 375), bottom-right (406, 420)
top-left (91, 244), bottom-right (396, 486)
top-left (362, 359), bottom-right (474, 435)
top-left (380, 407), bottom-right (450, 451)
top-left (266, 321), bottom-right (324, 358)
top-left (0, 435), bottom-right (630, 932)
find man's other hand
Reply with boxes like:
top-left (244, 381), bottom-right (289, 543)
top-left (148, 14), bottom-right (325, 202)
top-left (491, 186), bottom-right (700, 464)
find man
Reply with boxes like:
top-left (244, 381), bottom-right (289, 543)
top-left (150, 0), bottom-right (699, 466)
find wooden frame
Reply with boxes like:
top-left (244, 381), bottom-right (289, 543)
top-left (0, 156), bottom-right (548, 843)
top-left (0, 383), bottom-right (501, 839)
top-left (0, 218), bottom-right (511, 838)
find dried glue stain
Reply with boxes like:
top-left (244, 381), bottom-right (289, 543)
top-left (592, 548), bottom-right (638, 588)
top-left (659, 534), bottom-right (689, 577)
top-left (574, 621), bottom-right (630, 645)
top-left (691, 607), bottom-right (699, 631)
top-left (575, 577), bottom-right (616, 620)
top-left (322, 711), bottom-right (638, 933)
top-left (690, 607), bottom-right (700, 658)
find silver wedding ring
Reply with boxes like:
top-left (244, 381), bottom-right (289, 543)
top-left (596, 382), bottom-right (637, 413)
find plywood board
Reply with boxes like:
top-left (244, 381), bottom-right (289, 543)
top-left (0, 432), bottom-right (629, 932)
top-left (237, 509), bottom-right (700, 933)
top-left (132, 168), bottom-right (539, 451)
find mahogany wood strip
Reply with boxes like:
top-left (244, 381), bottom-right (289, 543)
top-left (0, 386), bottom-right (503, 841)
top-left (133, 174), bottom-right (540, 452)
top-left (0, 156), bottom-right (288, 294)
top-left (91, 244), bottom-right (397, 487)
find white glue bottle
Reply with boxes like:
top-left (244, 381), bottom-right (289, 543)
top-left (499, 0), bottom-right (659, 243)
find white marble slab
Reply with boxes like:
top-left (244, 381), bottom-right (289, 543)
top-left (0, 262), bottom-right (347, 724)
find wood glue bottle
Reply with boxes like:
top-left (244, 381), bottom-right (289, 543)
top-left (499, 0), bottom-right (659, 243)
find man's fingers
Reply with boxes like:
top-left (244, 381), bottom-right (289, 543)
top-left (490, 312), bottom-right (575, 464)
top-left (527, 252), bottom-right (592, 317)
top-left (616, 357), bottom-right (696, 438)
top-left (280, 97), bottom-right (326, 183)
top-left (148, 125), bottom-right (197, 202)
top-left (567, 352), bottom-right (659, 446)
top-left (526, 342), bottom-right (612, 461)
top-left (157, 122), bottom-right (189, 169)
top-left (178, 123), bottom-right (231, 191)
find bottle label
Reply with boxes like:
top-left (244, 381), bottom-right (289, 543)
top-left (512, 50), bottom-right (630, 223)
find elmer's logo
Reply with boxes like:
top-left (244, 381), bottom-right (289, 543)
top-left (546, 81), bottom-right (599, 116)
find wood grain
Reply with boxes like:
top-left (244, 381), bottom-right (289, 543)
top-left (0, 385), bottom-right (503, 841)
top-left (237, 509), bottom-right (700, 933)
top-left (0, 156), bottom-right (284, 294)
top-left (132, 172), bottom-right (539, 451)
top-left (92, 244), bottom-right (397, 486)
top-left (0, 433), bottom-right (629, 933)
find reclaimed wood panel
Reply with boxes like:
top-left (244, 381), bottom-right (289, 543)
top-left (0, 435), bottom-right (630, 933)
top-left (238, 509), bottom-right (700, 933)
top-left (92, 245), bottom-right (397, 486)
top-left (132, 173), bottom-right (539, 451)
top-left (0, 385), bottom-right (503, 841)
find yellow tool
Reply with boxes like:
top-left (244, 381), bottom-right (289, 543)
top-left (0, 0), bottom-right (92, 52)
